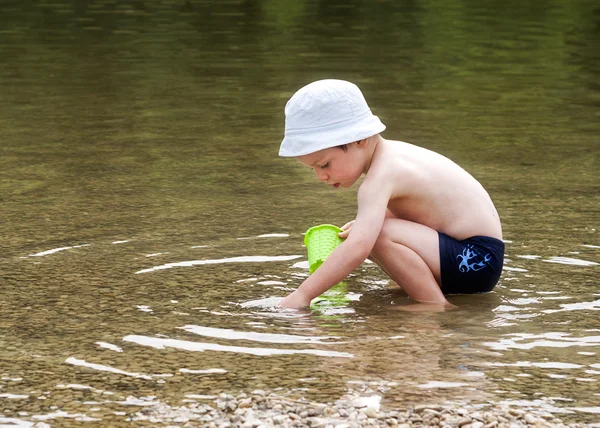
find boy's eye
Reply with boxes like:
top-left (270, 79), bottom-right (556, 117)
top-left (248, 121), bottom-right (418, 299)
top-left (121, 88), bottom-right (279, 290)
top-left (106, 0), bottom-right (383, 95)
top-left (320, 162), bottom-right (329, 169)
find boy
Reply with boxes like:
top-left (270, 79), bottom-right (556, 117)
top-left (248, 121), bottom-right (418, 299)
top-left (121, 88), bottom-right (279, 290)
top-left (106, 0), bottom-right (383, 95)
top-left (278, 79), bottom-right (504, 309)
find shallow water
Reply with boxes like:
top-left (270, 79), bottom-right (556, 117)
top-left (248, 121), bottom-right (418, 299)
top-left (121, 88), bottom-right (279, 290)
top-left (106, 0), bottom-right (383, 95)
top-left (1, 0), bottom-right (599, 425)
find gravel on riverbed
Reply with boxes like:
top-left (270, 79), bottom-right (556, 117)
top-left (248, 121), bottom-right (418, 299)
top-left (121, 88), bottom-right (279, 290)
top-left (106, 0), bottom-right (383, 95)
top-left (128, 390), bottom-right (591, 427)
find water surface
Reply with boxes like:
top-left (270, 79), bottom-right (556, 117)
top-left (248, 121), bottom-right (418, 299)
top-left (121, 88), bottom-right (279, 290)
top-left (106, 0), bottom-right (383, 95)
top-left (1, 0), bottom-right (599, 425)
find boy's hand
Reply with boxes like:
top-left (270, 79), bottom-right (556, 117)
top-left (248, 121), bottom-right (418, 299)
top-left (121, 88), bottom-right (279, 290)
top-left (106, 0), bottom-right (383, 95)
top-left (338, 220), bottom-right (355, 239)
top-left (279, 290), bottom-right (311, 309)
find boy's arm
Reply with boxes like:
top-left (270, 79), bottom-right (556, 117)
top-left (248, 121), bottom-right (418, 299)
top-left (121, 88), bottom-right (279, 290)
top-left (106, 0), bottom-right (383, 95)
top-left (338, 208), bottom-right (396, 239)
top-left (280, 178), bottom-right (393, 308)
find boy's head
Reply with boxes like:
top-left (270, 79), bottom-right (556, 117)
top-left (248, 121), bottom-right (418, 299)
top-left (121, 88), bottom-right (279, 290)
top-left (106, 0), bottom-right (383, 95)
top-left (279, 79), bottom-right (385, 157)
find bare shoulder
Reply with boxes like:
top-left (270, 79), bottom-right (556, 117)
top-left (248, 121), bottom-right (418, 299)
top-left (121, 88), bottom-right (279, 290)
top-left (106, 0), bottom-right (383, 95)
top-left (363, 139), bottom-right (425, 197)
top-left (374, 138), bottom-right (474, 186)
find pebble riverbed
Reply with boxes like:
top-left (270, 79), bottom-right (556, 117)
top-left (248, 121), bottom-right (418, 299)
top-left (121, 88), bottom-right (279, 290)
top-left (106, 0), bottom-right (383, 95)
top-left (128, 390), bottom-right (594, 427)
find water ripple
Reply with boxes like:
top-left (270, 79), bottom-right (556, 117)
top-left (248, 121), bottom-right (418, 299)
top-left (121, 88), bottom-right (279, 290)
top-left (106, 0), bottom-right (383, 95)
top-left (28, 244), bottom-right (90, 257)
top-left (65, 357), bottom-right (154, 380)
top-left (95, 342), bottom-right (123, 352)
top-left (180, 325), bottom-right (343, 344)
top-left (542, 257), bottom-right (599, 266)
top-left (123, 335), bottom-right (353, 358)
top-left (135, 255), bottom-right (302, 274)
top-left (179, 368), bottom-right (227, 374)
top-left (485, 361), bottom-right (584, 369)
top-left (542, 299), bottom-right (600, 314)
top-left (484, 332), bottom-right (600, 350)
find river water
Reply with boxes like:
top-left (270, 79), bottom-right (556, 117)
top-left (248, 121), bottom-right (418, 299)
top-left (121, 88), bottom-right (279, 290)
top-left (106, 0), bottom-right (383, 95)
top-left (1, 0), bottom-right (599, 425)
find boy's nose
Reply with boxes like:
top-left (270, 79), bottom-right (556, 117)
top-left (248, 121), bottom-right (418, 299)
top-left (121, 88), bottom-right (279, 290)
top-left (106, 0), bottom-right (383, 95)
top-left (315, 169), bottom-right (328, 182)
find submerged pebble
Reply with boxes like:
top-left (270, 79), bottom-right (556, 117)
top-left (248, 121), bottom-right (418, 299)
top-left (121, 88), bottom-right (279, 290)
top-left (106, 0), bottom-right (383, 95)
top-left (128, 390), bottom-right (587, 427)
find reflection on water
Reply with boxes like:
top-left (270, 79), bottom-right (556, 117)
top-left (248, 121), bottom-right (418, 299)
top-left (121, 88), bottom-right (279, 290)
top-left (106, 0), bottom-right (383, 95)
top-left (65, 357), bottom-right (155, 380)
top-left (134, 254), bottom-right (302, 274)
top-left (122, 335), bottom-right (354, 358)
top-left (27, 244), bottom-right (91, 257)
top-left (1, 0), bottom-right (599, 425)
top-left (180, 325), bottom-right (344, 344)
top-left (542, 256), bottom-right (599, 266)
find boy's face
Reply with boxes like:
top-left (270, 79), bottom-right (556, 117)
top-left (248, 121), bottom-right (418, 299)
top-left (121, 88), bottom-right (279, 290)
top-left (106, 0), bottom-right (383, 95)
top-left (297, 142), bottom-right (367, 189)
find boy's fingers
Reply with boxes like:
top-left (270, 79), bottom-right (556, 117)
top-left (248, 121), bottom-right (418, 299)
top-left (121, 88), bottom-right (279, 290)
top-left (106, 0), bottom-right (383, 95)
top-left (341, 220), bottom-right (354, 230)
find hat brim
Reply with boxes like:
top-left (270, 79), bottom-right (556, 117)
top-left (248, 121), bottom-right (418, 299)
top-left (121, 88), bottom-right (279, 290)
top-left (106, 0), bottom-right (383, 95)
top-left (279, 115), bottom-right (386, 157)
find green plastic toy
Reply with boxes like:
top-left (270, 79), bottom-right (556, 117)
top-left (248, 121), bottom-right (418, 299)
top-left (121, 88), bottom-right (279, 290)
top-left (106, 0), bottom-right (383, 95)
top-left (310, 281), bottom-right (349, 308)
top-left (304, 224), bottom-right (343, 274)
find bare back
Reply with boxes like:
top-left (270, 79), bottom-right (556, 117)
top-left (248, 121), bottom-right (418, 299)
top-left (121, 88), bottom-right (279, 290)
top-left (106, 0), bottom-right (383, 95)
top-left (367, 139), bottom-right (502, 240)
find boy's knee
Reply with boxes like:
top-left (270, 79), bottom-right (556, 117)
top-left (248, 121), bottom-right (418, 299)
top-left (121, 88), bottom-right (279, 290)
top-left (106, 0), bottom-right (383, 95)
top-left (372, 226), bottom-right (391, 256)
top-left (372, 222), bottom-right (403, 257)
top-left (372, 219), bottom-right (420, 259)
top-left (373, 218), bottom-right (396, 248)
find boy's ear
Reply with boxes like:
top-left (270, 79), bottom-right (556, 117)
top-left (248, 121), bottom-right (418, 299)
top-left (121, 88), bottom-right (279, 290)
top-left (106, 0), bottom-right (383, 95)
top-left (355, 138), bottom-right (367, 147)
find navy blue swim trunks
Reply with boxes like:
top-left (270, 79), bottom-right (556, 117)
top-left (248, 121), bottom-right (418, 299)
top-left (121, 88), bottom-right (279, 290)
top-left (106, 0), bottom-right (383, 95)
top-left (438, 233), bottom-right (504, 294)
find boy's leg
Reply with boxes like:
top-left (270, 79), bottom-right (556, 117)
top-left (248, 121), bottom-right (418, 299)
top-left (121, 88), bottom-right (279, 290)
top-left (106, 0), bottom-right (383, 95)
top-left (370, 218), bottom-right (446, 303)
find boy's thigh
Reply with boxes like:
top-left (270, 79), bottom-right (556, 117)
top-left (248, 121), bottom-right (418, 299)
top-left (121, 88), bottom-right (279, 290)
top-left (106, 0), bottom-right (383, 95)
top-left (377, 218), bottom-right (441, 281)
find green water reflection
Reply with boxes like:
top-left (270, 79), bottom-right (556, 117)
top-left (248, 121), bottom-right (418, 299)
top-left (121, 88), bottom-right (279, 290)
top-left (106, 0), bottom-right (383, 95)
top-left (1, 0), bottom-right (598, 425)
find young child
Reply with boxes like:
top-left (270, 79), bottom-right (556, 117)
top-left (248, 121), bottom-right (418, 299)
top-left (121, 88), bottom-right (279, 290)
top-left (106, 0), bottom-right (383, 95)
top-left (278, 79), bottom-right (504, 309)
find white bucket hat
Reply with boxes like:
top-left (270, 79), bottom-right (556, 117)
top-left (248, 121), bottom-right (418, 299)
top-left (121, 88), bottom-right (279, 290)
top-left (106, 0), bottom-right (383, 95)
top-left (279, 79), bottom-right (386, 157)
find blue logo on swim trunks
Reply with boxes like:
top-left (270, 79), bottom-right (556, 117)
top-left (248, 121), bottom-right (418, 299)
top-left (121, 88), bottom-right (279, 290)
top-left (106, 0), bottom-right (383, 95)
top-left (457, 246), bottom-right (492, 273)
